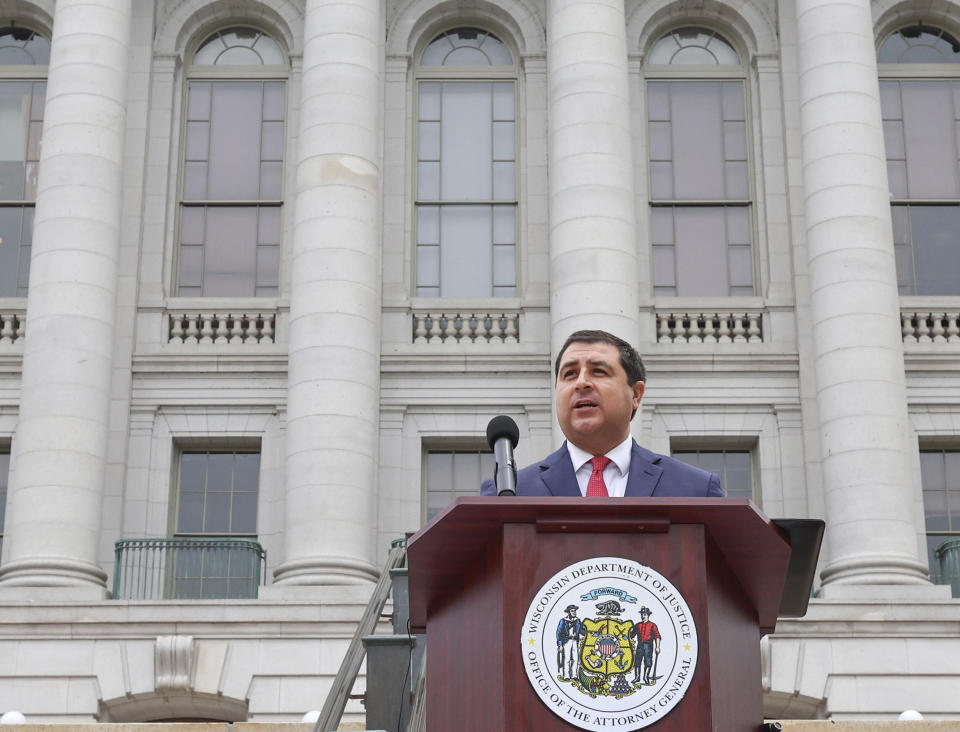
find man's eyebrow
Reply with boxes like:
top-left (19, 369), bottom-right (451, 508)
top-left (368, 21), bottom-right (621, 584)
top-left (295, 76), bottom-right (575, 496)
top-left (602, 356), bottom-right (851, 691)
top-left (558, 357), bottom-right (614, 372)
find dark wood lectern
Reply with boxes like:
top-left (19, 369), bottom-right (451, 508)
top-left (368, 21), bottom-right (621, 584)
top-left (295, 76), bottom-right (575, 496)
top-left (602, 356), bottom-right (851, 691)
top-left (407, 497), bottom-right (821, 732)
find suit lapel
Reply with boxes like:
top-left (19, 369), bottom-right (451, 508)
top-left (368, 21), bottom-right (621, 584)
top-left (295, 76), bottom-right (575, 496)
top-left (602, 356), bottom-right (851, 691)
top-left (625, 441), bottom-right (663, 497)
top-left (538, 445), bottom-right (582, 497)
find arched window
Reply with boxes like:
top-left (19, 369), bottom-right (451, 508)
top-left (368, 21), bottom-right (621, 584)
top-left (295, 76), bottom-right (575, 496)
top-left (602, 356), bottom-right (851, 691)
top-left (879, 25), bottom-right (960, 295)
top-left (176, 27), bottom-right (286, 297)
top-left (0, 24), bottom-right (49, 297)
top-left (414, 27), bottom-right (517, 297)
top-left (645, 28), bottom-right (753, 297)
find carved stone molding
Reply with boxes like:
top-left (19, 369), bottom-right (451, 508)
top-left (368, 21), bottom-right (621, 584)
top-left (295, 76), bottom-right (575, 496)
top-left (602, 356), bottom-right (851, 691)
top-left (155, 635), bottom-right (195, 692)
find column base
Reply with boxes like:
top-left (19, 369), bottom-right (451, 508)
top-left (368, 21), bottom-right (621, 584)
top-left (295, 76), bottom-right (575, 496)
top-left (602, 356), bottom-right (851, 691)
top-left (818, 583), bottom-right (952, 601)
top-left (819, 553), bottom-right (930, 587)
top-left (0, 556), bottom-right (109, 598)
top-left (270, 555), bottom-right (379, 587)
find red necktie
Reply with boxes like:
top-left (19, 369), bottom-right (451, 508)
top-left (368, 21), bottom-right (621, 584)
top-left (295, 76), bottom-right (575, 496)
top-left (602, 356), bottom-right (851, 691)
top-left (586, 456), bottom-right (612, 497)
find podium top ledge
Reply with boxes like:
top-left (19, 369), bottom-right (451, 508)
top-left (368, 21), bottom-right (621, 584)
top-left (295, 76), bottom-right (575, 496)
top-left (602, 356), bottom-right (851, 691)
top-left (408, 497), bottom-right (801, 634)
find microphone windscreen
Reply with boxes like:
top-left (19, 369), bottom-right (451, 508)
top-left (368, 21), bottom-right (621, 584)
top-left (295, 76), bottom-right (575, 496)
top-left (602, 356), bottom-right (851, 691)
top-left (486, 415), bottom-right (520, 450)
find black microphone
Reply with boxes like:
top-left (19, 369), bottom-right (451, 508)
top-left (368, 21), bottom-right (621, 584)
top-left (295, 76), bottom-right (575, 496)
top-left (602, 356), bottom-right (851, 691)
top-left (486, 415), bottom-right (520, 496)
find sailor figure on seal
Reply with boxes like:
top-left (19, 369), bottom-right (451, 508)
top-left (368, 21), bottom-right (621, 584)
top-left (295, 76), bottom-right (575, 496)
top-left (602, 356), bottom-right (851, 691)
top-left (556, 604), bottom-right (584, 680)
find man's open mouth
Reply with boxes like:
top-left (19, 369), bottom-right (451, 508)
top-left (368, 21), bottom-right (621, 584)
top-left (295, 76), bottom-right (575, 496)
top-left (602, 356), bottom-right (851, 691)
top-left (574, 400), bottom-right (598, 410)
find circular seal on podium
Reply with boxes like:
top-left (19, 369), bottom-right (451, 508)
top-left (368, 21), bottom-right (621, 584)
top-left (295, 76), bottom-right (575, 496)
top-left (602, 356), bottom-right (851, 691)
top-left (520, 556), bottom-right (698, 731)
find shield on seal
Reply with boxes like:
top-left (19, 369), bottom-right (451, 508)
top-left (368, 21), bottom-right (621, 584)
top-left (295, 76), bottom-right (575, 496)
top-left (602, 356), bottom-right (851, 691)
top-left (581, 618), bottom-right (635, 679)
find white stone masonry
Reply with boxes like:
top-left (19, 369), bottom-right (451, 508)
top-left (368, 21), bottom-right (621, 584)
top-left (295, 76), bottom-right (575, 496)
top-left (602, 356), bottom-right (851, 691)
top-left (0, 0), bottom-right (131, 593)
top-left (547, 0), bottom-right (640, 351)
top-left (795, 0), bottom-right (928, 586)
top-left (274, 0), bottom-right (383, 586)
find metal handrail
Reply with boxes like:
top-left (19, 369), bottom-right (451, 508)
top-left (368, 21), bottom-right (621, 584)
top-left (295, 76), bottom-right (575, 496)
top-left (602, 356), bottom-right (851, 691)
top-left (314, 540), bottom-right (408, 732)
top-left (113, 537), bottom-right (266, 600)
top-left (405, 646), bottom-right (427, 732)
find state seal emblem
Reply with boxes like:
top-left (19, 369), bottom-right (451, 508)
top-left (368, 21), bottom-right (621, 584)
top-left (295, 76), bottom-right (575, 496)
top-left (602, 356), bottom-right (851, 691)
top-left (521, 556), bottom-right (698, 731)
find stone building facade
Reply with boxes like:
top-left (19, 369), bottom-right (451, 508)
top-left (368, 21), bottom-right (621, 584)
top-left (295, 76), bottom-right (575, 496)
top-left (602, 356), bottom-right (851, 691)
top-left (0, 0), bottom-right (959, 723)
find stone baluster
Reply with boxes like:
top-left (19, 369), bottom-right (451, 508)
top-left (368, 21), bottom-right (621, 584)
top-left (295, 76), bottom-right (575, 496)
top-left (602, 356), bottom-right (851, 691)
top-left (228, 314), bottom-right (243, 344)
top-left (184, 315), bottom-right (199, 344)
top-left (931, 314), bottom-right (946, 343)
top-left (901, 313), bottom-right (916, 343)
top-left (916, 314), bottom-right (931, 343)
top-left (413, 314), bottom-right (428, 343)
top-left (947, 313), bottom-right (959, 342)
top-left (658, 314), bottom-right (672, 343)
top-left (473, 313), bottom-right (488, 343)
top-left (702, 315), bottom-right (717, 343)
top-left (718, 316), bottom-right (732, 343)
top-left (687, 313), bottom-right (702, 343)
top-left (489, 314), bottom-right (504, 343)
top-left (2, 314), bottom-right (16, 344)
top-left (199, 314), bottom-right (214, 343)
top-left (260, 313), bottom-right (274, 344)
top-left (747, 313), bottom-right (762, 343)
top-left (215, 314), bottom-right (230, 344)
top-left (428, 314), bottom-right (442, 343)
top-left (169, 314), bottom-right (184, 344)
top-left (443, 314), bottom-right (458, 343)
top-left (504, 314), bottom-right (519, 343)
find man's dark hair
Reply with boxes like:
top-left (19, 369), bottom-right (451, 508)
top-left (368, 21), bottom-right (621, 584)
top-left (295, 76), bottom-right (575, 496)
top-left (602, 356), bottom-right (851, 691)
top-left (554, 329), bottom-right (646, 385)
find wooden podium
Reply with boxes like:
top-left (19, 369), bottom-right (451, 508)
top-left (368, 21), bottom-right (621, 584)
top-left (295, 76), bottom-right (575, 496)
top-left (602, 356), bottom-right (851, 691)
top-left (407, 497), bottom-right (821, 732)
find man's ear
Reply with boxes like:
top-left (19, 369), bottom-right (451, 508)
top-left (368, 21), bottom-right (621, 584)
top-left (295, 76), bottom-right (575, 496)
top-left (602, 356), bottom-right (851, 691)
top-left (632, 381), bottom-right (645, 410)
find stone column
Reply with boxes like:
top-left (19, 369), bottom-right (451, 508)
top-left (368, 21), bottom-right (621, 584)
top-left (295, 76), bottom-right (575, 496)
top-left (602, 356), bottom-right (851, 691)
top-left (0, 0), bottom-right (131, 594)
top-left (547, 0), bottom-right (639, 349)
top-left (272, 0), bottom-right (383, 586)
top-left (795, 0), bottom-right (928, 587)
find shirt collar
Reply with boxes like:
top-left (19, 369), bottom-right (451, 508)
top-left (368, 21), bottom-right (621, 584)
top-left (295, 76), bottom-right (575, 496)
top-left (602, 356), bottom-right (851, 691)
top-left (566, 436), bottom-right (633, 476)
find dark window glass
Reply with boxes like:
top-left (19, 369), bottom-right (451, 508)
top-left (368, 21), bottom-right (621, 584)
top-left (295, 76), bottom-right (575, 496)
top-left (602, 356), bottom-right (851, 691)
top-left (0, 28), bottom-right (46, 296)
top-left (672, 449), bottom-right (753, 499)
top-left (415, 29), bottom-right (516, 297)
top-left (178, 28), bottom-right (285, 296)
top-left (920, 450), bottom-right (960, 597)
top-left (647, 30), bottom-right (753, 296)
top-left (424, 448), bottom-right (495, 521)
top-left (880, 28), bottom-right (960, 294)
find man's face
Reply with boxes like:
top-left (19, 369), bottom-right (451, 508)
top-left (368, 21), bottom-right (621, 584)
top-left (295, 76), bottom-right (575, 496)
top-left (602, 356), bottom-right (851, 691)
top-left (556, 341), bottom-right (645, 456)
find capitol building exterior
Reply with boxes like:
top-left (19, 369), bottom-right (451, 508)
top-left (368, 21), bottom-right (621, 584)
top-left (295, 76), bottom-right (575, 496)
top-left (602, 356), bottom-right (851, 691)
top-left (1, 0), bottom-right (959, 723)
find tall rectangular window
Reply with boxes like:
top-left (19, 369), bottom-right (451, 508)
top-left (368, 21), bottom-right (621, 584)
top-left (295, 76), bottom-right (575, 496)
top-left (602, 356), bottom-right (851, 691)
top-left (177, 28), bottom-right (286, 297)
top-left (424, 447), bottom-right (495, 522)
top-left (173, 449), bottom-right (261, 598)
top-left (879, 26), bottom-right (960, 295)
top-left (646, 29), bottom-right (753, 297)
top-left (920, 450), bottom-right (960, 597)
top-left (672, 448), bottom-right (753, 500)
top-left (415, 28), bottom-right (517, 297)
top-left (0, 26), bottom-right (49, 297)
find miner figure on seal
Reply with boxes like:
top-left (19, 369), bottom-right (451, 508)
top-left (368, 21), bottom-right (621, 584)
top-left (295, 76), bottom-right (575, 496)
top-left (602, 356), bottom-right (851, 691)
top-left (630, 606), bottom-right (661, 685)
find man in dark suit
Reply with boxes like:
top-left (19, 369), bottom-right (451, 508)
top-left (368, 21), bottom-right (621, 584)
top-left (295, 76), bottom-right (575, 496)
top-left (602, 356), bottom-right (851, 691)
top-left (481, 329), bottom-right (722, 497)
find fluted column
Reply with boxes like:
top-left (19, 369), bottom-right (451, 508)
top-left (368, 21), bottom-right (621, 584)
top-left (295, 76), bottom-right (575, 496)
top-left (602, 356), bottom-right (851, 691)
top-left (0, 0), bottom-right (131, 594)
top-left (273, 0), bottom-right (382, 586)
top-left (547, 0), bottom-right (639, 349)
top-left (796, 0), bottom-right (928, 587)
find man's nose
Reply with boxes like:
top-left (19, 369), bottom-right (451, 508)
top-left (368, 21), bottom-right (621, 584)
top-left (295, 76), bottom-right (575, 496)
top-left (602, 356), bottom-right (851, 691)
top-left (574, 368), bottom-right (592, 388)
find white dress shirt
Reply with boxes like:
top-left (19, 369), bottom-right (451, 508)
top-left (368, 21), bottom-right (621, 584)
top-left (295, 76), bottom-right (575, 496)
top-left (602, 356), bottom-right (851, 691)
top-left (566, 436), bottom-right (633, 497)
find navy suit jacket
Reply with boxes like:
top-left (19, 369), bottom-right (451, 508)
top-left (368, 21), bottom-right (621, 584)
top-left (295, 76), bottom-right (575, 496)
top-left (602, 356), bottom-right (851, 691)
top-left (481, 440), bottom-right (723, 498)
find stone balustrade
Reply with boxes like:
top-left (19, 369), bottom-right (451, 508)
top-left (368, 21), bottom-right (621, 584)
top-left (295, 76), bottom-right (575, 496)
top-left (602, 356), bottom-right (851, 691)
top-left (901, 311), bottom-right (960, 344)
top-left (412, 312), bottom-right (520, 344)
top-left (657, 312), bottom-right (762, 343)
top-left (0, 310), bottom-right (25, 345)
top-left (168, 312), bottom-right (276, 344)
